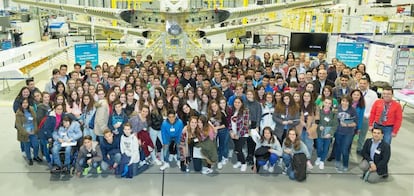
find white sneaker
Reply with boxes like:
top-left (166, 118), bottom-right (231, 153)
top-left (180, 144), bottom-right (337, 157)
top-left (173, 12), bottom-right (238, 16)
top-left (176, 160), bottom-right (181, 169)
top-left (217, 162), bottom-right (223, 170)
top-left (201, 167), bottom-right (213, 174)
top-left (240, 164), bottom-right (247, 172)
top-left (154, 159), bottom-right (162, 166)
top-left (233, 161), bottom-right (242, 169)
top-left (222, 158), bottom-right (228, 165)
top-left (319, 162), bottom-right (325, 170)
top-left (314, 157), bottom-right (321, 166)
top-left (268, 165), bottom-right (274, 173)
top-left (262, 163), bottom-right (269, 171)
top-left (307, 160), bottom-right (313, 170)
top-left (160, 163), bottom-right (170, 171)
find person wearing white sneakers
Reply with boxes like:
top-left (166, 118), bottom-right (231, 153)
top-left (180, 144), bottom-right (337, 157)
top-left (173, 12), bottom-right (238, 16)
top-left (229, 97), bottom-right (250, 172)
top-left (197, 116), bottom-right (218, 175)
top-left (207, 100), bottom-right (228, 170)
top-left (160, 110), bottom-right (184, 171)
top-left (149, 97), bottom-right (168, 166)
top-left (253, 127), bottom-right (282, 173)
top-left (315, 98), bottom-right (338, 170)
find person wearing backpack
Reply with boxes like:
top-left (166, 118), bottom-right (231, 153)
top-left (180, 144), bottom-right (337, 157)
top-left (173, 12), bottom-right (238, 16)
top-left (282, 129), bottom-right (311, 181)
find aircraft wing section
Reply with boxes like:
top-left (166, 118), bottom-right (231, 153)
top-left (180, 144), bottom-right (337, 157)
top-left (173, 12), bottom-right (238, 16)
top-left (226, 0), bottom-right (333, 20)
top-left (13, 0), bottom-right (123, 21)
top-left (197, 19), bottom-right (281, 38)
top-left (69, 20), bottom-right (150, 38)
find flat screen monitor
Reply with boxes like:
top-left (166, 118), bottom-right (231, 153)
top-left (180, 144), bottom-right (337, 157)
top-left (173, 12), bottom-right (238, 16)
top-left (289, 32), bottom-right (328, 52)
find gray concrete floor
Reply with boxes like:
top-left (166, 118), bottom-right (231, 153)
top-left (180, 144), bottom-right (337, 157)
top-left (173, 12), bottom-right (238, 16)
top-left (1, 47), bottom-right (414, 196)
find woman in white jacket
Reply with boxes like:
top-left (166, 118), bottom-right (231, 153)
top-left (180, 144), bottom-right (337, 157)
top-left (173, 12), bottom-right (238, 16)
top-left (260, 92), bottom-right (276, 135)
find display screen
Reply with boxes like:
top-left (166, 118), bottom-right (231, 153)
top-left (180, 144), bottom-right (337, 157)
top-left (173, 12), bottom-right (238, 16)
top-left (289, 32), bottom-right (328, 52)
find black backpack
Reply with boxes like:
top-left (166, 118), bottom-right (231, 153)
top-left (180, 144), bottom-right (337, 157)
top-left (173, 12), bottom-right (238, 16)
top-left (292, 153), bottom-right (307, 182)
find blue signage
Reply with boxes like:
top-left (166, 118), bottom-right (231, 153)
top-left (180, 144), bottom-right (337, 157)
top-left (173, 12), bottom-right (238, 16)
top-left (336, 42), bottom-right (364, 68)
top-left (74, 43), bottom-right (99, 68)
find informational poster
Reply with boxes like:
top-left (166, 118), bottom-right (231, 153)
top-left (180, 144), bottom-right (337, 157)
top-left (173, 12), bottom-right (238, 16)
top-left (336, 42), bottom-right (364, 67)
top-left (366, 43), bottom-right (395, 84)
top-left (74, 43), bottom-right (99, 68)
top-left (396, 46), bottom-right (414, 89)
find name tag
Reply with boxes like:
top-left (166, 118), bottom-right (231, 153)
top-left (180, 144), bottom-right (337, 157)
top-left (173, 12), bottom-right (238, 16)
top-left (86, 153), bottom-right (92, 158)
top-left (193, 138), bottom-right (199, 143)
top-left (28, 117), bottom-right (33, 121)
top-left (304, 112), bottom-right (309, 116)
top-left (281, 115), bottom-right (286, 119)
top-left (375, 149), bottom-right (381, 154)
top-left (170, 127), bottom-right (175, 132)
top-left (324, 117), bottom-right (330, 122)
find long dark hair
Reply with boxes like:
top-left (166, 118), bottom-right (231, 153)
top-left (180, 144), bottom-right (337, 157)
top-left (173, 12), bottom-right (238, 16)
top-left (82, 94), bottom-right (95, 112)
top-left (275, 93), bottom-right (299, 116)
top-left (350, 89), bottom-right (365, 108)
top-left (300, 91), bottom-right (316, 115)
top-left (261, 127), bottom-right (276, 144)
top-left (232, 97), bottom-right (247, 117)
top-left (284, 129), bottom-right (301, 150)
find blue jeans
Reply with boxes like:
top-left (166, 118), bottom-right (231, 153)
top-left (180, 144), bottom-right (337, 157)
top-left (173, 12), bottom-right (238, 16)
top-left (52, 143), bottom-right (72, 167)
top-left (23, 135), bottom-right (39, 159)
top-left (101, 153), bottom-right (122, 171)
top-left (163, 136), bottom-right (180, 163)
top-left (357, 117), bottom-right (369, 151)
top-left (217, 128), bottom-right (229, 162)
top-left (257, 153), bottom-right (279, 167)
top-left (316, 138), bottom-right (331, 161)
top-left (79, 158), bottom-right (100, 169)
top-left (282, 153), bottom-right (295, 180)
top-left (335, 133), bottom-right (354, 168)
top-left (39, 138), bottom-right (51, 163)
top-left (374, 123), bottom-right (393, 145)
top-left (301, 128), bottom-right (314, 155)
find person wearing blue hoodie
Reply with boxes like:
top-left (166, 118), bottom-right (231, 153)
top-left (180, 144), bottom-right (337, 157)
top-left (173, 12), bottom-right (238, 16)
top-left (51, 116), bottom-right (82, 173)
top-left (108, 101), bottom-right (129, 136)
top-left (159, 110), bottom-right (184, 170)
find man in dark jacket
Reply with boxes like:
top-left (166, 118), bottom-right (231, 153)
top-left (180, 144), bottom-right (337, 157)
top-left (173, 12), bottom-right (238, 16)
top-left (100, 130), bottom-right (121, 171)
top-left (359, 128), bottom-right (391, 183)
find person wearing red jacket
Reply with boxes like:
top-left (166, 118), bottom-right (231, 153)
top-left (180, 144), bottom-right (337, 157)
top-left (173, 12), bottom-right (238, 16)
top-left (369, 86), bottom-right (403, 144)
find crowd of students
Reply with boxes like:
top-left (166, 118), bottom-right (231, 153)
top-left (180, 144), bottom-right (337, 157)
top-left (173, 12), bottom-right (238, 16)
top-left (12, 49), bottom-right (400, 183)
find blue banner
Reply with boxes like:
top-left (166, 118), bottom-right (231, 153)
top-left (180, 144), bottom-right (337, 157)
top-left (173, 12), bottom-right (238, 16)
top-left (74, 43), bottom-right (99, 68)
top-left (336, 42), bottom-right (364, 68)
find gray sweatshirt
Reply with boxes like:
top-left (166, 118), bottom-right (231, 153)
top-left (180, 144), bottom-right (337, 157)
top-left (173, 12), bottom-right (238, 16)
top-left (245, 100), bottom-right (262, 129)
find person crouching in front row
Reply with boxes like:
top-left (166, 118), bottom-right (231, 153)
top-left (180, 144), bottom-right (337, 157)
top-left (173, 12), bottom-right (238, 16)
top-left (253, 127), bottom-right (282, 173)
top-left (359, 128), bottom-right (390, 183)
top-left (76, 135), bottom-right (103, 176)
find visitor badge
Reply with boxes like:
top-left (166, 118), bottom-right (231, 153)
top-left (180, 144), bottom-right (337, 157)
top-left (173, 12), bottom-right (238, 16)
top-left (193, 138), bottom-right (199, 143)
top-left (281, 115), bottom-right (286, 119)
top-left (304, 112), bottom-right (309, 116)
top-left (86, 153), bottom-right (92, 158)
top-left (375, 149), bottom-right (381, 154)
top-left (28, 117), bottom-right (33, 121)
top-left (170, 127), bottom-right (175, 132)
top-left (324, 117), bottom-right (330, 122)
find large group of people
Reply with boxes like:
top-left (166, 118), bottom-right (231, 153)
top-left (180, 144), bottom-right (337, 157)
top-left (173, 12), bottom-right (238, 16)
top-left (13, 49), bottom-right (402, 183)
